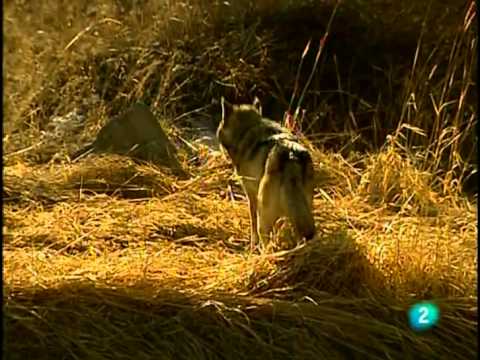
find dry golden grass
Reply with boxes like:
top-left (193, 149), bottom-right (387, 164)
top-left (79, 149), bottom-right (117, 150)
top-left (4, 149), bottom-right (477, 359)
top-left (3, 1), bottom-right (477, 359)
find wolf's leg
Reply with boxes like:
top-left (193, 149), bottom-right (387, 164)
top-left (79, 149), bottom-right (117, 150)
top-left (303, 160), bottom-right (315, 211)
top-left (247, 195), bottom-right (259, 251)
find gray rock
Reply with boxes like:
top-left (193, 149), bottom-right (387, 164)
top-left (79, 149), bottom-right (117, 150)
top-left (72, 102), bottom-right (188, 178)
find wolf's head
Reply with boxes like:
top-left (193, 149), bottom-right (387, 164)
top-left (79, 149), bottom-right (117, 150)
top-left (216, 97), bottom-right (263, 154)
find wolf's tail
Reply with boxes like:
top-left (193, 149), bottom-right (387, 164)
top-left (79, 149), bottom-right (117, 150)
top-left (284, 162), bottom-right (315, 240)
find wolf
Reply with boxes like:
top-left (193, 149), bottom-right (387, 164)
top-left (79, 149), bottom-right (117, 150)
top-left (216, 98), bottom-right (316, 250)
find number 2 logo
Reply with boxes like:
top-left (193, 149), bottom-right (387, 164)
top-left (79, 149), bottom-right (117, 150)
top-left (408, 302), bottom-right (439, 331)
top-left (418, 306), bottom-right (430, 324)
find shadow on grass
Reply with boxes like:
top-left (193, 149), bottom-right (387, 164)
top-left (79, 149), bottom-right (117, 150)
top-left (247, 228), bottom-right (391, 300)
top-left (4, 280), bottom-right (476, 360)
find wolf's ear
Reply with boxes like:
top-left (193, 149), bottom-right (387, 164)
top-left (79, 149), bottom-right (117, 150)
top-left (253, 96), bottom-right (262, 115)
top-left (221, 97), bottom-right (234, 121)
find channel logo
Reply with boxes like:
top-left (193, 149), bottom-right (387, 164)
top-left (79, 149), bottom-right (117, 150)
top-left (408, 301), bottom-right (440, 331)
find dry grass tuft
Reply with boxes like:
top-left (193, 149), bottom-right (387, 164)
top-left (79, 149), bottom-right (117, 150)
top-left (358, 144), bottom-right (440, 216)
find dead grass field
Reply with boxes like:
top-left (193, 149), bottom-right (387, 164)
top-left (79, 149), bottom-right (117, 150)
top-left (3, 1), bottom-right (477, 359)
